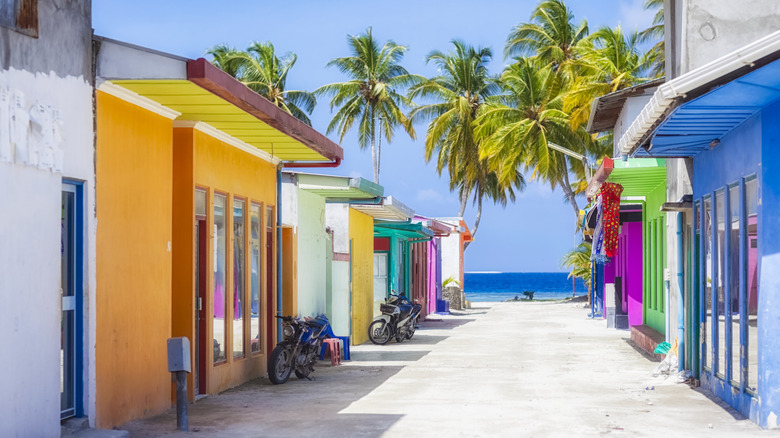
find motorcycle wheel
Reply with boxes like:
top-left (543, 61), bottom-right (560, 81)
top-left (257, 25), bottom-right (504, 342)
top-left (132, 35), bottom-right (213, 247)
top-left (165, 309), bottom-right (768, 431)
top-left (405, 317), bottom-right (418, 339)
top-left (268, 343), bottom-right (293, 385)
top-left (368, 320), bottom-right (391, 345)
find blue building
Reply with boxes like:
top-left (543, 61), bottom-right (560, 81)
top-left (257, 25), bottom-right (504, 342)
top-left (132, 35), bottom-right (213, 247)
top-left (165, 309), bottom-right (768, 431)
top-left (618, 31), bottom-right (780, 428)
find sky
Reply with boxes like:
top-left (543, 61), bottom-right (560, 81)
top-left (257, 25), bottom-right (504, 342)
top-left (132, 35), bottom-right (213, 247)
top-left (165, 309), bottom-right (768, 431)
top-left (93, 0), bottom-right (655, 273)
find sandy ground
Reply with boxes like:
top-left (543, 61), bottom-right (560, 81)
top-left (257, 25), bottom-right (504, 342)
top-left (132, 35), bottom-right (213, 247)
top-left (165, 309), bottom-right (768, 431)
top-left (120, 301), bottom-right (770, 437)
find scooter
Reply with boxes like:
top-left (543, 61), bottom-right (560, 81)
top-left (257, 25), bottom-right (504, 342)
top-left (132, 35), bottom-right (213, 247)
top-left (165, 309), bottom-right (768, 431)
top-left (268, 314), bottom-right (335, 384)
top-left (368, 292), bottom-right (422, 345)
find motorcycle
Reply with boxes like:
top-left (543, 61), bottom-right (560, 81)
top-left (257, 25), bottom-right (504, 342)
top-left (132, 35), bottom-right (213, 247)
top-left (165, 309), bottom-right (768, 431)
top-left (268, 314), bottom-right (335, 384)
top-left (368, 293), bottom-right (422, 345)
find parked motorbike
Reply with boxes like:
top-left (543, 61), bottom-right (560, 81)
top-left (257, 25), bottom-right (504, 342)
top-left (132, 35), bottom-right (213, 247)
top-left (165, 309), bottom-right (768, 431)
top-left (268, 314), bottom-right (335, 384)
top-left (368, 293), bottom-right (422, 345)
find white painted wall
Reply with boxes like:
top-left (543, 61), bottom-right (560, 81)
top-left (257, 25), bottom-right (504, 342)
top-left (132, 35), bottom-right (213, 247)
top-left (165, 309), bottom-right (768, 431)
top-left (295, 190), bottom-right (327, 317)
top-left (330, 262), bottom-right (351, 336)
top-left (438, 219), bottom-right (462, 288)
top-left (281, 176), bottom-right (299, 228)
top-left (0, 68), bottom-right (95, 435)
top-left (613, 93), bottom-right (654, 156)
top-left (325, 203), bottom-right (351, 335)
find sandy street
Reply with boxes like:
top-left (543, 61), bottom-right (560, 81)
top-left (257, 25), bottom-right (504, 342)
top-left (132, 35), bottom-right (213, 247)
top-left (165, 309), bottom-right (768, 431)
top-left (121, 302), bottom-right (767, 437)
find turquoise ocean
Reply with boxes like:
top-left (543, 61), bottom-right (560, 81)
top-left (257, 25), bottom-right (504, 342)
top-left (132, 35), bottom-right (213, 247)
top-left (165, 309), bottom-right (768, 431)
top-left (464, 272), bottom-right (587, 302)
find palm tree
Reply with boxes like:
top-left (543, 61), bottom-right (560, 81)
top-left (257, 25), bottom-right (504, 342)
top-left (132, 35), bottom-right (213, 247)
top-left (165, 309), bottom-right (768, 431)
top-left (407, 41), bottom-right (521, 242)
top-left (476, 58), bottom-right (586, 218)
top-left (207, 42), bottom-right (316, 125)
top-left (505, 0), bottom-right (588, 79)
top-left (561, 241), bottom-right (592, 287)
top-left (565, 26), bottom-right (652, 127)
top-left (316, 28), bottom-right (416, 184)
top-left (639, 0), bottom-right (665, 78)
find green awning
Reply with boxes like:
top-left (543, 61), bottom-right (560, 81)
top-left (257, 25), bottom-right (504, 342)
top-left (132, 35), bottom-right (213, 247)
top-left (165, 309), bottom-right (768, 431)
top-left (374, 221), bottom-right (434, 240)
top-left (292, 172), bottom-right (383, 200)
top-left (607, 158), bottom-right (666, 197)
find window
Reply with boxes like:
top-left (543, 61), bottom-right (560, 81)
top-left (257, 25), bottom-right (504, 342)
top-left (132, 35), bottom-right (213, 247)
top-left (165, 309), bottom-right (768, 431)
top-left (728, 185), bottom-right (740, 386)
top-left (703, 196), bottom-right (712, 370)
top-left (745, 178), bottom-right (758, 392)
top-left (232, 198), bottom-right (246, 359)
top-left (250, 203), bottom-right (262, 353)
top-left (715, 190), bottom-right (726, 377)
top-left (213, 193), bottom-right (227, 364)
top-left (0, 0), bottom-right (38, 37)
top-left (373, 253), bottom-right (388, 316)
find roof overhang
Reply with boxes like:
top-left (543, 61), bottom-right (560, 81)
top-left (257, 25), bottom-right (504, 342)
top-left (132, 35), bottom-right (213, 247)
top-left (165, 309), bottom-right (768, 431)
top-left (94, 36), bottom-right (343, 164)
top-left (413, 215), bottom-right (454, 237)
top-left (586, 79), bottom-right (664, 133)
top-left (350, 196), bottom-right (414, 221)
top-left (374, 221), bottom-right (434, 240)
top-left (286, 172), bottom-right (383, 200)
top-left (617, 30), bottom-right (780, 157)
top-left (586, 157), bottom-right (666, 199)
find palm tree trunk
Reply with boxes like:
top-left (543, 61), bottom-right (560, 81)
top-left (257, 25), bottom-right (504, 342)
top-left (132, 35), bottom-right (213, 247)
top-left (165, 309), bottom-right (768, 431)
top-left (458, 189), bottom-right (468, 217)
top-left (464, 193), bottom-right (482, 250)
top-left (560, 169), bottom-right (579, 219)
top-left (371, 109), bottom-right (378, 184)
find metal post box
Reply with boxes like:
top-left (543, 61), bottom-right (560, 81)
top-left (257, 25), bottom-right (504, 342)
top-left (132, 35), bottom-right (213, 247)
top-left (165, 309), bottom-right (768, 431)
top-left (167, 337), bottom-right (191, 373)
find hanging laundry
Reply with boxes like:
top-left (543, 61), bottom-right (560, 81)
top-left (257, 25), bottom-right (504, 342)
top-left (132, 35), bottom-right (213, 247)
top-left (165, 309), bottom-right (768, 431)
top-left (590, 196), bottom-right (605, 262)
top-left (599, 182), bottom-right (624, 258)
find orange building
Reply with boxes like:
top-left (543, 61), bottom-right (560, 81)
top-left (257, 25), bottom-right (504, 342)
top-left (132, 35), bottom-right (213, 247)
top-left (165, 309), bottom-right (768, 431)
top-left (94, 37), bottom-right (342, 428)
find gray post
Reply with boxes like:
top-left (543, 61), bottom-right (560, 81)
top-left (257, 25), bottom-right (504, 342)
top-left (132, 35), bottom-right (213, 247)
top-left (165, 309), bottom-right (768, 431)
top-left (175, 370), bottom-right (188, 431)
top-left (167, 337), bottom-right (191, 432)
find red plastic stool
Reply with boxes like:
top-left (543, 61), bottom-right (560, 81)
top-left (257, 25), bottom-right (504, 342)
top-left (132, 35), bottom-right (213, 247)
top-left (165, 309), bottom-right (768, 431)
top-left (322, 338), bottom-right (341, 366)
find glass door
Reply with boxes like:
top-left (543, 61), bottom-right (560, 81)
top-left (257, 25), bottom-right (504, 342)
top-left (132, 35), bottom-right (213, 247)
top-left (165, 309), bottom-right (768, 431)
top-left (61, 183), bottom-right (82, 419)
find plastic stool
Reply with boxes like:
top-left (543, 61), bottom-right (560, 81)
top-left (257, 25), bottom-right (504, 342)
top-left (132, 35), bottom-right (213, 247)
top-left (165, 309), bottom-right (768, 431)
top-left (336, 336), bottom-right (350, 361)
top-left (322, 338), bottom-right (341, 366)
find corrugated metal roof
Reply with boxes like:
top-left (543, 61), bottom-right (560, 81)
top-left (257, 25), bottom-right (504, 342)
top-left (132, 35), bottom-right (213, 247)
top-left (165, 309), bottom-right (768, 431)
top-left (643, 58), bottom-right (780, 156)
top-left (586, 158), bottom-right (666, 199)
top-left (350, 196), bottom-right (414, 221)
top-left (292, 173), bottom-right (383, 199)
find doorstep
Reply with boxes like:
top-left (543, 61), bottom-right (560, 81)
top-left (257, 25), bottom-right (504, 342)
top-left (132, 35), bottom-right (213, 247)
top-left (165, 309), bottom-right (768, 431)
top-left (630, 324), bottom-right (665, 361)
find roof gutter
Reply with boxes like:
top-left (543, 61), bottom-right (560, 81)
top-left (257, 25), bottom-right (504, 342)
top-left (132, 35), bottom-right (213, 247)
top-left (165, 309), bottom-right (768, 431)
top-left (618, 29), bottom-right (780, 156)
top-left (282, 158), bottom-right (341, 168)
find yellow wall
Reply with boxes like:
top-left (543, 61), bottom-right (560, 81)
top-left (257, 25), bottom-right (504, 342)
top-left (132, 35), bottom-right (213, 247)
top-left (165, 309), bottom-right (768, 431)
top-left (95, 92), bottom-right (173, 428)
top-left (282, 226), bottom-right (297, 317)
top-left (349, 209), bottom-right (374, 345)
top-left (172, 127), bottom-right (278, 396)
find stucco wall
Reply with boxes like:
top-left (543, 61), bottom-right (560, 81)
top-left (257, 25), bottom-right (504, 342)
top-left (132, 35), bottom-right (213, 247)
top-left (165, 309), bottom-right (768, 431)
top-left (0, 0), bottom-right (92, 77)
top-left (643, 182), bottom-right (668, 334)
top-left (349, 208), bottom-right (374, 345)
top-left (759, 101), bottom-right (780, 428)
top-left (325, 204), bottom-right (351, 337)
top-left (440, 232), bottom-right (461, 289)
top-left (0, 1), bottom-right (94, 434)
top-left (0, 1), bottom-right (94, 431)
top-left (190, 128), bottom-right (277, 394)
top-left (296, 189), bottom-right (327, 317)
top-left (95, 91), bottom-right (173, 428)
top-left (614, 94), bottom-right (654, 156)
top-left (682, 1), bottom-right (780, 74)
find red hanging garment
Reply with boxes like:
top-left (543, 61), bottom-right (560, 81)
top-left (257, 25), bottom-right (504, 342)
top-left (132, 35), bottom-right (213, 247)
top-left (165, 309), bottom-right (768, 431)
top-left (599, 182), bottom-right (623, 258)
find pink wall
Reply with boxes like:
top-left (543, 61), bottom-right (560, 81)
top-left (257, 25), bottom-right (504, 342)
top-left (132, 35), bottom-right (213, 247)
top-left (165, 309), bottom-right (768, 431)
top-left (619, 221), bottom-right (643, 327)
